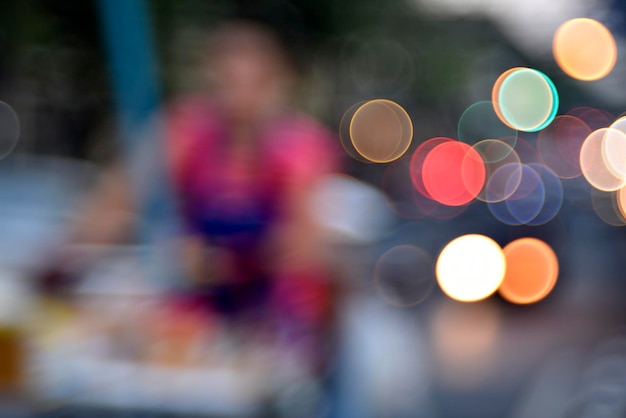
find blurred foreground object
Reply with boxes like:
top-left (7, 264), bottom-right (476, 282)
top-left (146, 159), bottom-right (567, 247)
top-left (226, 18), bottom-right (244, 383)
top-left (32, 18), bottom-right (341, 417)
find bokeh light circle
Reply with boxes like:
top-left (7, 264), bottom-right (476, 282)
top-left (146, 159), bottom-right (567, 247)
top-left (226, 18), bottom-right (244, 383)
top-left (499, 238), bottom-right (559, 304)
top-left (504, 165), bottom-right (546, 224)
top-left (348, 38), bottom-right (415, 94)
top-left (553, 18), bottom-right (617, 81)
top-left (436, 234), bottom-right (506, 302)
top-left (537, 115), bottom-right (591, 179)
top-left (0, 102), bottom-right (20, 160)
top-left (514, 135), bottom-right (540, 165)
top-left (610, 116), bottom-right (626, 135)
top-left (471, 139), bottom-right (522, 203)
top-left (339, 101), bottom-right (369, 162)
top-left (496, 68), bottom-right (558, 132)
top-left (591, 189), bottom-right (626, 226)
top-left (487, 164), bottom-right (546, 225)
top-left (580, 128), bottom-right (626, 191)
top-left (527, 164), bottom-right (564, 226)
top-left (374, 245), bottom-right (435, 307)
top-left (602, 122), bottom-right (626, 179)
top-left (491, 68), bottom-right (524, 130)
top-left (616, 186), bottom-right (626, 221)
top-left (349, 99), bottom-right (413, 163)
top-left (410, 137), bottom-right (454, 199)
top-left (568, 106), bottom-right (614, 130)
top-left (457, 101), bottom-right (517, 145)
top-left (422, 141), bottom-right (486, 206)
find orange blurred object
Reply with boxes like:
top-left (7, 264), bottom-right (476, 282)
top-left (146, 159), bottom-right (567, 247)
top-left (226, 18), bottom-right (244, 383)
top-left (499, 238), bottom-right (558, 304)
top-left (349, 99), bottom-right (413, 163)
top-left (0, 328), bottom-right (23, 394)
top-left (553, 18), bottom-right (617, 81)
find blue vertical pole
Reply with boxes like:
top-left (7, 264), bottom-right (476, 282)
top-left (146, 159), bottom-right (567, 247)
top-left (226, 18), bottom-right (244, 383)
top-left (96, 0), bottom-right (160, 145)
top-left (96, 0), bottom-right (181, 287)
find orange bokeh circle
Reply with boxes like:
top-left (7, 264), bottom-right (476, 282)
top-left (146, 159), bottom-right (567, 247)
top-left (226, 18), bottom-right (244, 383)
top-left (499, 238), bottom-right (559, 304)
top-left (553, 18), bottom-right (617, 81)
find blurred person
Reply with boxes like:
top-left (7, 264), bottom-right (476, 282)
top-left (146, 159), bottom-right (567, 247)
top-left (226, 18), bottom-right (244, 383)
top-left (38, 19), bottom-right (339, 403)
top-left (162, 21), bottom-right (340, 378)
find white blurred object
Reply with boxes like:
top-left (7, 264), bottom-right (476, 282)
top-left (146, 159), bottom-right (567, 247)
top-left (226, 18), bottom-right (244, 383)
top-left (0, 266), bottom-right (31, 325)
top-left (309, 174), bottom-right (394, 244)
top-left (336, 295), bottom-right (432, 417)
top-left (74, 246), bottom-right (161, 297)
